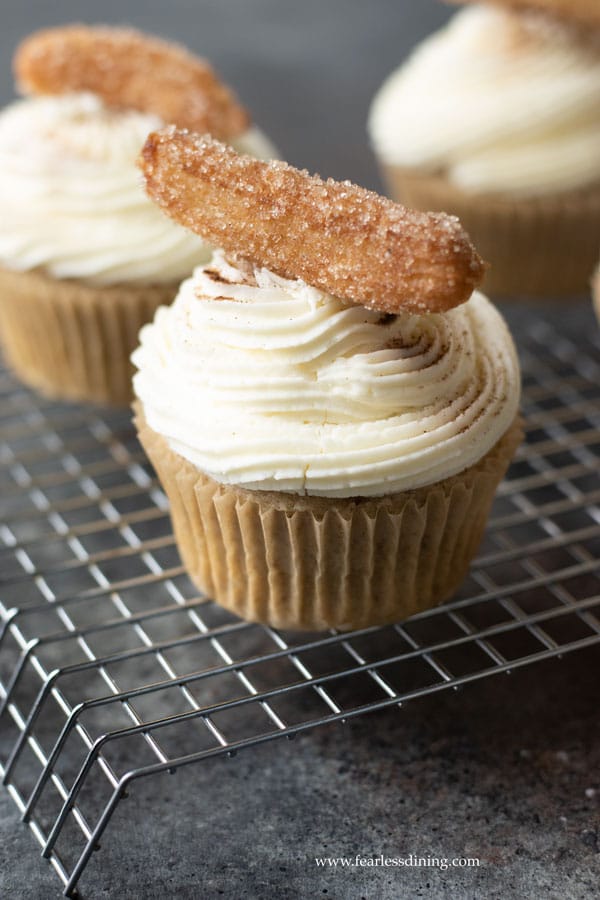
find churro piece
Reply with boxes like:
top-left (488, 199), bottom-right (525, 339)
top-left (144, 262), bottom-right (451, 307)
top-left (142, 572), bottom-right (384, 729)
top-left (140, 129), bottom-right (486, 314)
top-left (448, 0), bottom-right (600, 29)
top-left (14, 25), bottom-right (250, 141)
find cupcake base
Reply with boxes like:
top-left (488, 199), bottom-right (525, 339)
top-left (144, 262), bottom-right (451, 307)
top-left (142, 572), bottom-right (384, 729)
top-left (0, 266), bottom-right (178, 405)
top-left (382, 166), bottom-right (600, 299)
top-left (135, 405), bottom-right (523, 631)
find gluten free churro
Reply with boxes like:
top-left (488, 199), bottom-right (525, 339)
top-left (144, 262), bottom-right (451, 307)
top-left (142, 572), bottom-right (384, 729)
top-left (15, 25), bottom-right (250, 141)
top-left (140, 128), bottom-right (486, 314)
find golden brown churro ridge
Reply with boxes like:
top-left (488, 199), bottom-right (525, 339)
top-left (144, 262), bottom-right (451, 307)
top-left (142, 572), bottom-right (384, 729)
top-left (14, 25), bottom-right (250, 141)
top-left (447, 0), bottom-right (600, 29)
top-left (139, 128), bottom-right (486, 315)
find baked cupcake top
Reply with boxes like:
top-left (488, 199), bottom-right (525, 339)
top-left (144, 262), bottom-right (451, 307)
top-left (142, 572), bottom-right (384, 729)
top-left (133, 132), bottom-right (520, 498)
top-left (0, 26), bottom-right (275, 285)
top-left (368, 4), bottom-right (600, 196)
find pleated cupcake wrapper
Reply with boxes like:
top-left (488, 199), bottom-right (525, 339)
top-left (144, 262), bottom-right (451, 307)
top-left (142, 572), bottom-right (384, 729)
top-left (135, 404), bottom-right (523, 631)
top-left (0, 266), bottom-right (178, 406)
top-left (381, 166), bottom-right (600, 299)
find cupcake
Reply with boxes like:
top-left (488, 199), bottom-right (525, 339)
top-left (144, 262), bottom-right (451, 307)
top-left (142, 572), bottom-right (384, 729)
top-left (131, 130), bottom-right (522, 631)
top-left (368, 1), bottom-right (600, 298)
top-left (0, 26), bottom-right (275, 405)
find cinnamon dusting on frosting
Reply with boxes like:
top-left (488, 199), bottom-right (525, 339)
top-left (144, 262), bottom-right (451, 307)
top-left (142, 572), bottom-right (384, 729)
top-left (377, 313), bottom-right (398, 326)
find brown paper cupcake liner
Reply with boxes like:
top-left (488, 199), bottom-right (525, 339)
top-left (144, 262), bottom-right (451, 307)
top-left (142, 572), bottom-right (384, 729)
top-left (0, 266), bottom-right (178, 405)
top-left (135, 404), bottom-right (523, 631)
top-left (382, 166), bottom-right (600, 299)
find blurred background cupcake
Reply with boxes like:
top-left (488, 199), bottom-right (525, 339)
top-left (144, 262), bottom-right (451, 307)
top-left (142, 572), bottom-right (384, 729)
top-left (0, 25), bottom-right (276, 405)
top-left (368, 1), bottom-right (600, 298)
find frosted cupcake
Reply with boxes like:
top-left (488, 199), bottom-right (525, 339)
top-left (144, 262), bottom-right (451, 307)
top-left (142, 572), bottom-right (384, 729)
top-left (368, 2), bottom-right (600, 298)
top-left (132, 130), bottom-right (522, 631)
top-left (0, 26), bottom-right (275, 404)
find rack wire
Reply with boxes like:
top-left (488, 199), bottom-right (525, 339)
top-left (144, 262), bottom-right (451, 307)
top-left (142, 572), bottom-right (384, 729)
top-left (1, 303), bottom-right (599, 898)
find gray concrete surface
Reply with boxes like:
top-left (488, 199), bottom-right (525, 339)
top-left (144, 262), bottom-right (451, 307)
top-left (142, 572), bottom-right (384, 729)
top-left (0, 647), bottom-right (598, 899)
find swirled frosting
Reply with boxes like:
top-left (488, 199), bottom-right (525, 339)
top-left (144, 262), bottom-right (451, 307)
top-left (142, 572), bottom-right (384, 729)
top-left (368, 5), bottom-right (600, 196)
top-left (0, 93), bottom-right (276, 284)
top-left (132, 252), bottom-right (520, 498)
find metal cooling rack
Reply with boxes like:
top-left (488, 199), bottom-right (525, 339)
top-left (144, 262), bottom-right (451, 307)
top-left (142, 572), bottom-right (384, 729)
top-left (1, 303), bottom-right (599, 898)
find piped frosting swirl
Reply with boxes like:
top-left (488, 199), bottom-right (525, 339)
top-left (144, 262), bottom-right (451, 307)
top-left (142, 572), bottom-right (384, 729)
top-left (0, 93), bottom-right (275, 284)
top-left (132, 252), bottom-right (520, 497)
top-left (368, 5), bottom-right (600, 196)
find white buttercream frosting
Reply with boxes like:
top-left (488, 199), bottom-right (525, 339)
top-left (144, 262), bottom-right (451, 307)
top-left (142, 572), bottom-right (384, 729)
top-left (0, 93), bottom-right (276, 284)
top-left (132, 252), bottom-right (520, 498)
top-left (368, 5), bottom-right (600, 196)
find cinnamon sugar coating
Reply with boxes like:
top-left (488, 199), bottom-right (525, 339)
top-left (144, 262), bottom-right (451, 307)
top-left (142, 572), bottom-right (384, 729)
top-left (448, 0), bottom-right (600, 29)
top-left (14, 25), bottom-right (250, 141)
top-left (140, 129), bottom-right (486, 314)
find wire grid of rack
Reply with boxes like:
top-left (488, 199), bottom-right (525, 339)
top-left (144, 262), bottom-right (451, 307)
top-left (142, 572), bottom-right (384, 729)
top-left (0, 304), bottom-right (599, 898)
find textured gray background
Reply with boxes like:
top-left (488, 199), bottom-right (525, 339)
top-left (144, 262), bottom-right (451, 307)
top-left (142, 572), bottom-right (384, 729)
top-left (0, 2), bottom-right (598, 899)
